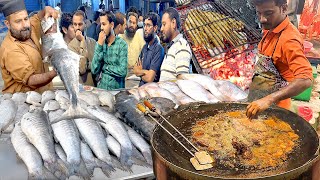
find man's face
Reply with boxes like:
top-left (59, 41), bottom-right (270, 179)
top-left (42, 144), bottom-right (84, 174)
top-left (255, 1), bottom-right (287, 30)
top-left (126, 15), bottom-right (137, 37)
top-left (72, 15), bottom-right (85, 33)
top-left (5, 10), bottom-right (31, 41)
top-left (100, 16), bottom-right (113, 39)
top-left (63, 24), bottom-right (75, 40)
top-left (160, 13), bottom-right (174, 43)
top-left (143, 19), bottom-right (156, 42)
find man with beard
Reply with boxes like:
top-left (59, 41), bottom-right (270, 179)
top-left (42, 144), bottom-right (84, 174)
top-left (119, 11), bottom-right (146, 80)
top-left (91, 11), bottom-right (128, 90)
top-left (0, 0), bottom-right (58, 93)
top-left (133, 12), bottom-right (164, 86)
top-left (246, 0), bottom-right (312, 119)
top-left (69, 10), bottom-right (96, 86)
top-left (159, 7), bottom-right (192, 81)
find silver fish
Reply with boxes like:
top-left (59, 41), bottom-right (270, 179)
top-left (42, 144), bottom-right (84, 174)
top-left (158, 81), bottom-right (195, 104)
top-left (43, 100), bottom-right (61, 112)
top-left (41, 90), bottom-right (56, 105)
top-left (143, 83), bottom-right (180, 106)
top-left (74, 118), bottom-right (111, 163)
top-left (26, 91), bottom-right (42, 106)
top-left (0, 99), bottom-right (17, 133)
top-left (215, 80), bottom-right (248, 101)
top-left (41, 22), bottom-right (93, 123)
top-left (49, 109), bottom-right (81, 171)
top-left (78, 91), bottom-right (100, 106)
top-left (97, 91), bottom-right (115, 112)
top-left (176, 80), bottom-right (219, 103)
top-left (125, 125), bottom-right (152, 165)
top-left (80, 141), bottom-right (116, 177)
top-left (20, 108), bottom-right (67, 176)
top-left (11, 123), bottom-right (58, 180)
top-left (14, 103), bottom-right (29, 124)
top-left (55, 144), bottom-right (90, 179)
top-left (83, 106), bottom-right (133, 166)
top-left (12, 92), bottom-right (27, 105)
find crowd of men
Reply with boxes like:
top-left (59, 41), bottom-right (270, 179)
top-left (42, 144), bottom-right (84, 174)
top-left (58, 6), bottom-right (192, 90)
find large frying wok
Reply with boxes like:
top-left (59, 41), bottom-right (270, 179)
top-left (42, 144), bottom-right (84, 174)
top-left (151, 103), bottom-right (319, 179)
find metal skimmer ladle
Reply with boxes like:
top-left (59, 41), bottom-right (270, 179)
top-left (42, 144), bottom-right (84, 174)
top-left (137, 100), bottom-right (214, 170)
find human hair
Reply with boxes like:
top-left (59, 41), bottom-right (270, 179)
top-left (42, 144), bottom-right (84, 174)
top-left (163, 7), bottom-right (181, 29)
top-left (99, 11), bottom-right (116, 23)
top-left (60, 12), bottom-right (73, 34)
top-left (251, 0), bottom-right (287, 6)
top-left (126, 6), bottom-right (139, 15)
top-left (73, 10), bottom-right (86, 19)
top-left (57, 3), bottom-right (61, 6)
top-left (114, 12), bottom-right (125, 27)
top-left (144, 12), bottom-right (159, 27)
top-left (93, 11), bottom-right (100, 21)
top-left (127, 12), bottom-right (138, 22)
top-left (138, 10), bottom-right (142, 17)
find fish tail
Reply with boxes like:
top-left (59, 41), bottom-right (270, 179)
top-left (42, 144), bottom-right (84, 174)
top-left (132, 157), bottom-right (152, 167)
top-left (50, 105), bottom-right (104, 124)
top-left (120, 148), bottom-right (133, 167)
top-left (142, 151), bottom-right (153, 166)
top-left (44, 159), bottom-right (69, 180)
top-left (73, 159), bottom-right (91, 180)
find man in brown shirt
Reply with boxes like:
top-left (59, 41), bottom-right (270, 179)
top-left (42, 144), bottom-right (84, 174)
top-left (69, 10), bottom-right (96, 86)
top-left (0, 0), bottom-right (58, 93)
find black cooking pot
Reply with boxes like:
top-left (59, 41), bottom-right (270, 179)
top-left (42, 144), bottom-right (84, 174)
top-left (151, 103), bottom-right (319, 180)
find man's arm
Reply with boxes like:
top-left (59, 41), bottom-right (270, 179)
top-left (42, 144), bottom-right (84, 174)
top-left (91, 43), bottom-right (104, 75)
top-left (27, 70), bottom-right (57, 88)
top-left (68, 38), bottom-right (89, 75)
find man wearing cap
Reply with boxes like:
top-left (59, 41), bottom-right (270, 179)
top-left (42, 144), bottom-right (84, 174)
top-left (0, 0), bottom-right (59, 93)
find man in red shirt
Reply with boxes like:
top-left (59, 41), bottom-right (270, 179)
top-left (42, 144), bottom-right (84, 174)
top-left (246, 0), bottom-right (313, 118)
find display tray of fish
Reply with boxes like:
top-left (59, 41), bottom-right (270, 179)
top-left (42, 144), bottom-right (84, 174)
top-left (115, 73), bottom-right (248, 140)
top-left (0, 89), bottom-right (153, 180)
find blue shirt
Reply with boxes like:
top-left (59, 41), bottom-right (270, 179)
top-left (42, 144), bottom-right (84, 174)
top-left (139, 38), bottom-right (164, 86)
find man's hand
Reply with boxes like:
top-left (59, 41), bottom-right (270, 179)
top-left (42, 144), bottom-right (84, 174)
top-left (133, 58), bottom-right (144, 76)
top-left (98, 31), bottom-right (106, 46)
top-left (75, 30), bottom-right (85, 42)
top-left (246, 96), bottom-right (273, 119)
top-left (38, 6), bottom-right (59, 20)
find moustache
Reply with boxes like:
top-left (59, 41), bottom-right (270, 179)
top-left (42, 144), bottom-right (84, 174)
top-left (21, 27), bottom-right (30, 32)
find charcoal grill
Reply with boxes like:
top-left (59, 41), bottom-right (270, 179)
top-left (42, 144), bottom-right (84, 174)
top-left (177, 0), bottom-right (261, 75)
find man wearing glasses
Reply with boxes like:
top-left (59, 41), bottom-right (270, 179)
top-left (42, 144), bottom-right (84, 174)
top-left (133, 12), bottom-right (164, 86)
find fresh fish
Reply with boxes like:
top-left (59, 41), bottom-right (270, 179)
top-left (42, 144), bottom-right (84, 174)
top-left (80, 142), bottom-right (116, 176)
top-left (55, 144), bottom-right (90, 179)
top-left (74, 118), bottom-right (111, 163)
top-left (176, 80), bottom-right (219, 103)
top-left (158, 81), bottom-right (195, 104)
top-left (14, 103), bottom-right (29, 123)
top-left (12, 92), bottom-right (27, 105)
top-left (0, 99), bottom-right (17, 133)
top-left (115, 91), bottom-right (175, 141)
top-left (144, 85), bottom-right (180, 106)
top-left (26, 91), bottom-right (42, 106)
top-left (128, 88), bottom-right (141, 100)
top-left (215, 80), bottom-right (248, 101)
top-left (55, 90), bottom-right (69, 101)
top-left (20, 108), bottom-right (67, 176)
top-left (43, 100), bottom-right (60, 112)
top-left (125, 126), bottom-right (153, 165)
top-left (41, 20), bottom-right (93, 124)
top-left (2, 93), bottom-right (13, 99)
top-left (41, 90), bottom-right (56, 105)
top-left (179, 74), bottom-right (232, 101)
top-left (49, 109), bottom-right (81, 172)
top-left (98, 91), bottom-right (115, 112)
top-left (137, 88), bottom-right (149, 99)
top-left (78, 91), bottom-right (100, 106)
top-left (83, 106), bottom-right (133, 166)
top-left (11, 123), bottom-right (58, 180)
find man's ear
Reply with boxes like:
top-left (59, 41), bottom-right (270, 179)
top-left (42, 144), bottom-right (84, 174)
top-left (111, 21), bottom-right (114, 29)
top-left (154, 25), bottom-right (158, 33)
top-left (4, 19), bottom-right (10, 29)
top-left (281, 4), bottom-right (288, 15)
top-left (62, 27), bottom-right (68, 34)
top-left (171, 18), bottom-right (176, 30)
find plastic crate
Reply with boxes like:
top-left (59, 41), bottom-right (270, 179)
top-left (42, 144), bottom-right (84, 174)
top-left (292, 66), bottom-right (318, 101)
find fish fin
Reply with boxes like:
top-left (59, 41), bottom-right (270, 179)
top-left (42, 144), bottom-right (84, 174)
top-left (73, 158), bottom-right (91, 180)
top-left (110, 156), bottom-right (133, 173)
top-left (132, 157), bottom-right (152, 168)
top-left (50, 105), bottom-right (104, 124)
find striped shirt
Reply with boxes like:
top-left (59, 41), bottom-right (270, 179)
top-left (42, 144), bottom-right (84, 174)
top-left (159, 34), bottom-right (192, 81)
